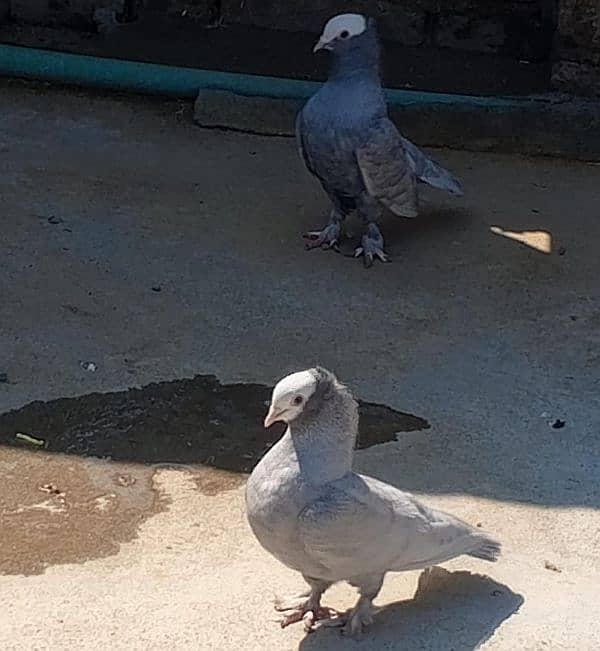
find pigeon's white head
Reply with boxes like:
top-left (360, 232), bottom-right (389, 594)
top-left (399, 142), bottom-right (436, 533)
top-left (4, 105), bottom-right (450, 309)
top-left (264, 370), bottom-right (318, 427)
top-left (313, 13), bottom-right (368, 53)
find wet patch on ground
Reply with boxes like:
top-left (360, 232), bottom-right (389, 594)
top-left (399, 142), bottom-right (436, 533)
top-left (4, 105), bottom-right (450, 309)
top-left (0, 375), bottom-right (428, 575)
top-left (0, 375), bottom-right (429, 472)
top-left (0, 448), bottom-right (162, 576)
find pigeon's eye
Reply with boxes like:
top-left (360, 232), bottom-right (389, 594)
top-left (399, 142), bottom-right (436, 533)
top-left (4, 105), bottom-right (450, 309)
top-left (293, 396), bottom-right (304, 406)
top-left (340, 30), bottom-right (350, 39)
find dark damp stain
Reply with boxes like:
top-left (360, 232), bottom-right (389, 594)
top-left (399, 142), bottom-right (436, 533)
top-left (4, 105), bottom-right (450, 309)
top-left (0, 375), bottom-right (430, 473)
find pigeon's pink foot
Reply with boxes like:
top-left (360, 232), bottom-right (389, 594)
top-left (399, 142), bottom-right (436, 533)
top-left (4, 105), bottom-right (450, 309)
top-left (305, 598), bottom-right (374, 637)
top-left (280, 604), bottom-right (338, 632)
top-left (303, 222), bottom-right (341, 251)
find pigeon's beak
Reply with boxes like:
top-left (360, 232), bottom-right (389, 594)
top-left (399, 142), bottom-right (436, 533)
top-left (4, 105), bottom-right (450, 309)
top-left (313, 37), bottom-right (331, 53)
top-left (264, 405), bottom-right (283, 428)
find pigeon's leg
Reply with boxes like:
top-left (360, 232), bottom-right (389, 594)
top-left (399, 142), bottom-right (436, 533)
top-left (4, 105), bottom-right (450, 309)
top-left (304, 206), bottom-right (344, 251)
top-left (340, 574), bottom-right (384, 637)
top-left (355, 194), bottom-right (389, 267)
top-left (278, 576), bottom-right (334, 631)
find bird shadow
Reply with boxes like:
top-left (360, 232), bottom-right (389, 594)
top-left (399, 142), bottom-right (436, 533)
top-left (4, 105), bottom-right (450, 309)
top-left (333, 206), bottom-right (470, 258)
top-left (299, 567), bottom-right (523, 651)
top-left (386, 205), bottom-right (472, 247)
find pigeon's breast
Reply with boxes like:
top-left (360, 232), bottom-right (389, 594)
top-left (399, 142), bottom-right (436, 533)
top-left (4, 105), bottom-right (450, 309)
top-left (301, 89), bottom-right (379, 198)
top-left (245, 435), bottom-right (319, 572)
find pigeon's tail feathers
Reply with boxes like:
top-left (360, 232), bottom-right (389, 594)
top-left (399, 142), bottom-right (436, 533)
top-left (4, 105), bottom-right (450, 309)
top-left (400, 136), bottom-right (464, 196)
top-left (421, 163), bottom-right (464, 196)
top-left (467, 535), bottom-right (501, 562)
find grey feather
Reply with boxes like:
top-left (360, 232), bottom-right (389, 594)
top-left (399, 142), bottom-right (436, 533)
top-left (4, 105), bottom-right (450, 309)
top-left (357, 119), bottom-right (418, 217)
top-left (400, 135), bottom-right (464, 196)
top-left (246, 367), bottom-right (500, 632)
top-left (298, 473), bottom-right (499, 581)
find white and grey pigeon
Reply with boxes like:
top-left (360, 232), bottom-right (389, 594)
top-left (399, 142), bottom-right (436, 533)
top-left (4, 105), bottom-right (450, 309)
top-left (246, 368), bottom-right (500, 637)
top-left (297, 14), bottom-right (463, 267)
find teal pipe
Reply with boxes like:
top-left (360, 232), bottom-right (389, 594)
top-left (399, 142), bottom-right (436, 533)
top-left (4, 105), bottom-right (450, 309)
top-left (0, 43), bottom-right (527, 108)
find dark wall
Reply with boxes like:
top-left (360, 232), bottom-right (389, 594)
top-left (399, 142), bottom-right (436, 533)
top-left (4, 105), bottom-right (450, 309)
top-left (220, 0), bottom-right (556, 62)
top-left (2, 0), bottom-right (600, 95)
top-left (552, 0), bottom-right (600, 95)
top-left (3, 0), bottom-right (556, 61)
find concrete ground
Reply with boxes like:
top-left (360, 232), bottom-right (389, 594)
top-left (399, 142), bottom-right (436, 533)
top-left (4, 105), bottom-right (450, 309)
top-left (1, 80), bottom-right (599, 650)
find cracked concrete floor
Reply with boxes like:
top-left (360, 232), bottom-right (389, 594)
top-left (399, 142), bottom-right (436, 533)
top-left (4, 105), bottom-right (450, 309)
top-left (0, 81), bottom-right (599, 650)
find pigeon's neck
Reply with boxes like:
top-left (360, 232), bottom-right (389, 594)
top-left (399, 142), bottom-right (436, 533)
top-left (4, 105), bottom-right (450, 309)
top-left (329, 32), bottom-right (381, 84)
top-left (289, 394), bottom-right (358, 485)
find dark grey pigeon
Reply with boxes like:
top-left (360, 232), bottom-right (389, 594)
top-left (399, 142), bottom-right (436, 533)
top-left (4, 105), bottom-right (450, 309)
top-left (246, 368), bottom-right (500, 637)
top-left (297, 14), bottom-right (463, 267)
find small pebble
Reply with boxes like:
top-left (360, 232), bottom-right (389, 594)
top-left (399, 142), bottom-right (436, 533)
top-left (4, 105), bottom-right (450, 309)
top-left (151, 286), bottom-right (162, 293)
top-left (47, 215), bottom-right (63, 225)
top-left (39, 483), bottom-right (64, 497)
top-left (116, 474), bottom-right (136, 487)
top-left (544, 560), bottom-right (561, 573)
top-left (558, 246), bottom-right (566, 256)
top-left (0, 372), bottom-right (8, 383)
top-left (80, 361), bottom-right (97, 372)
top-left (552, 419), bottom-right (566, 429)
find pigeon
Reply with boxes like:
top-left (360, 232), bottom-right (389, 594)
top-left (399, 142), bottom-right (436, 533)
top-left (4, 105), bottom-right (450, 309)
top-left (245, 368), bottom-right (500, 637)
top-left (296, 14), bottom-right (463, 267)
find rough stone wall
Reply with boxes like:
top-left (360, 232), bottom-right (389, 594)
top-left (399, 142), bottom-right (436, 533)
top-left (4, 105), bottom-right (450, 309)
top-left (220, 0), bottom-right (425, 46)
top-left (552, 0), bottom-right (600, 95)
top-left (5, 0), bottom-right (215, 29)
top-left (8, 0), bottom-right (123, 28)
top-left (221, 0), bottom-right (554, 60)
top-left (2, 0), bottom-right (554, 61)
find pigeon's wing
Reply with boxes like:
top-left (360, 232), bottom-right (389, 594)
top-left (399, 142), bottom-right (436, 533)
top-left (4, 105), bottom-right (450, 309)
top-left (356, 118), bottom-right (418, 218)
top-left (298, 473), bottom-right (498, 580)
top-left (399, 135), bottom-right (464, 196)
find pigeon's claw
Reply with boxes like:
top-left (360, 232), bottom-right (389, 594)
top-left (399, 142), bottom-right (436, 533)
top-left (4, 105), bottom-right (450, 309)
top-left (354, 223), bottom-right (389, 267)
top-left (354, 246), bottom-right (389, 267)
top-left (316, 599), bottom-right (374, 638)
top-left (302, 607), bottom-right (339, 632)
top-left (341, 607), bottom-right (374, 638)
top-left (280, 605), bottom-right (336, 631)
top-left (303, 222), bottom-right (341, 251)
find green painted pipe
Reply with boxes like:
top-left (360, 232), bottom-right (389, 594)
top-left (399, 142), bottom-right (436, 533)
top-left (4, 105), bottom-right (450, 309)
top-left (0, 43), bottom-right (528, 108)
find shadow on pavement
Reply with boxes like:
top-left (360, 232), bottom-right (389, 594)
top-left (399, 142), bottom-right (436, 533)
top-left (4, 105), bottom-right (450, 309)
top-left (299, 567), bottom-right (523, 651)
